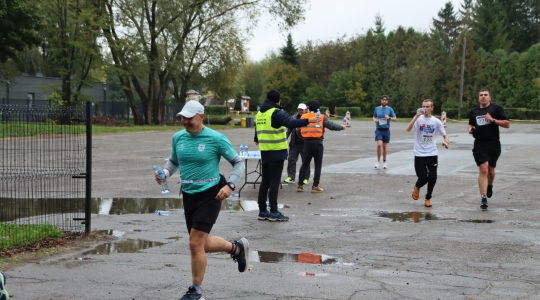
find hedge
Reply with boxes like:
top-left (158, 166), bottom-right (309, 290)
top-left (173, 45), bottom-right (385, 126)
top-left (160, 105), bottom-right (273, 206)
top-left (205, 105), bottom-right (230, 115)
top-left (336, 107), bottom-right (361, 117)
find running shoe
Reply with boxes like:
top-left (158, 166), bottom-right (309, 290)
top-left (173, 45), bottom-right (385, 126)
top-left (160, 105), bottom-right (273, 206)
top-left (311, 186), bottom-right (324, 193)
top-left (303, 179), bottom-right (309, 185)
top-left (283, 177), bottom-right (295, 183)
top-left (179, 286), bottom-right (205, 300)
top-left (230, 238), bottom-right (249, 272)
top-left (374, 162), bottom-right (381, 169)
top-left (269, 211), bottom-right (289, 222)
top-left (258, 210), bottom-right (270, 221)
top-left (382, 162), bottom-right (388, 169)
top-left (480, 198), bottom-right (488, 209)
top-left (412, 186), bottom-right (420, 200)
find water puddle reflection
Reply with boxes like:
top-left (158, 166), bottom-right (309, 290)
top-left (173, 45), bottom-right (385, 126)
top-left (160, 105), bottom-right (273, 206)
top-left (460, 219), bottom-right (494, 223)
top-left (93, 197), bottom-right (288, 215)
top-left (378, 211), bottom-right (443, 223)
top-left (252, 251), bottom-right (337, 265)
top-left (84, 229), bottom-right (165, 255)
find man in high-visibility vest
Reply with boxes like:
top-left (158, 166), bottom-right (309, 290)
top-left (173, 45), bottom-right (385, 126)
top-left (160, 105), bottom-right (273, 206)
top-left (297, 100), bottom-right (346, 193)
top-left (254, 90), bottom-right (319, 221)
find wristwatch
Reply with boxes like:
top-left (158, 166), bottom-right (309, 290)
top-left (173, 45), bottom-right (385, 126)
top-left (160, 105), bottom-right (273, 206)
top-left (227, 182), bottom-right (236, 191)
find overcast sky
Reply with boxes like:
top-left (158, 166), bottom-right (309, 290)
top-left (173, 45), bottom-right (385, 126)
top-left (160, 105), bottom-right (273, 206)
top-left (247, 0), bottom-right (462, 61)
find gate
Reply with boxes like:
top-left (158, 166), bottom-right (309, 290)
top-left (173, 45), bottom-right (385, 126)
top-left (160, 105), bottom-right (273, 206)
top-left (0, 102), bottom-right (92, 250)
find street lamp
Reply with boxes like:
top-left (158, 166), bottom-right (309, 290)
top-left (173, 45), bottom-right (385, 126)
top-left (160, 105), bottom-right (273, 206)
top-left (102, 82), bottom-right (107, 116)
top-left (458, 29), bottom-right (469, 120)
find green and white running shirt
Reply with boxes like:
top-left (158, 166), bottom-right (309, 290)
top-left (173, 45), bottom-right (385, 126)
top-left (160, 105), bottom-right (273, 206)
top-left (167, 127), bottom-right (237, 194)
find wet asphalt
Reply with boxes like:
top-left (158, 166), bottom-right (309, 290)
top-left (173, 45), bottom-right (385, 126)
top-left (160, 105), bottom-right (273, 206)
top-left (5, 120), bottom-right (540, 299)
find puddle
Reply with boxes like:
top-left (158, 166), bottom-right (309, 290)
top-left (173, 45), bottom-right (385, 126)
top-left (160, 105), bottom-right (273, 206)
top-left (82, 238), bottom-right (165, 255)
top-left (460, 219), bottom-right (494, 223)
top-left (252, 251), bottom-right (337, 264)
top-left (94, 197), bottom-right (289, 215)
top-left (377, 212), bottom-right (441, 223)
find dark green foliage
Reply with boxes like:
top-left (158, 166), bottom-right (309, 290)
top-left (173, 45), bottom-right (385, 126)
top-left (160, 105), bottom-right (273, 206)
top-left (432, 1), bottom-right (461, 53)
top-left (0, 0), bottom-right (41, 63)
top-left (279, 33), bottom-right (300, 67)
top-left (204, 105), bottom-right (231, 115)
top-left (336, 107), bottom-right (361, 117)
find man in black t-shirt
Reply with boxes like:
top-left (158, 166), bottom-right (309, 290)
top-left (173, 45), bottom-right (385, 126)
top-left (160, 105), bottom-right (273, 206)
top-left (468, 89), bottom-right (510, 209)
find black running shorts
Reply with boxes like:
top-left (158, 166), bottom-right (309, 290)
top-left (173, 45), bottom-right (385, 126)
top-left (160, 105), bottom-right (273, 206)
top-left (182, 175), bottom-right (226, 234)
top-left (472, 142), bottom-right (501, 167)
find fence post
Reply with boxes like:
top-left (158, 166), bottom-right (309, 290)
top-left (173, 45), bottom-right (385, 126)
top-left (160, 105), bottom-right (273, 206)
top-left (85, 101), bottom-right (92, 233)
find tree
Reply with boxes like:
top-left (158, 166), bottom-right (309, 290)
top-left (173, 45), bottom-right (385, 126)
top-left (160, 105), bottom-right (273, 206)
top-left (472, 0), bottom-right (511, 52)
top-left (327, 62), bottom-right (368, 110)
top-left (40, 0), bottom-right (104, 106)
top-left (371, 13), bottom-right (386, 35)
top-left (279, 33), bottom-right (299, 66)
top-left (101, 0), bottom-right (308, 125)
top-left (432, 2), bottom-right (461, 53)
top-left (0, 0), bottom-right (41, 63)
top-left (458, 0), bottom-right (474, 29)
top-left (263, 63), bottom-right (306, 111)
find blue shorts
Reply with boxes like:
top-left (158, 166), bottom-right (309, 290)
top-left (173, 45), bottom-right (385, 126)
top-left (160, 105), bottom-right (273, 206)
top-left (375, 128), bottom-right (390, 143)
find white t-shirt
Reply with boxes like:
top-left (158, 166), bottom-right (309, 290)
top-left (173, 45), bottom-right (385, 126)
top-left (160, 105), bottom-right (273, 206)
top-left (413, 115), bottom-right (447, 157)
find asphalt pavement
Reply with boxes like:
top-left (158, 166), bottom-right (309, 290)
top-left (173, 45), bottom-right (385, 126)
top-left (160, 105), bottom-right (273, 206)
top-left (5, 120), bottom-right (540, 299)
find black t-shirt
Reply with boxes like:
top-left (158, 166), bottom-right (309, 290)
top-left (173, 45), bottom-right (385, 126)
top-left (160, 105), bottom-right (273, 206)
top-left (468, 103), bottom-right (508, 143)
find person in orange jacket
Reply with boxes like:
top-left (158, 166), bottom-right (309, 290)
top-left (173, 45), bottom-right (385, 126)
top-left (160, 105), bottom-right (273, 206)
top-left (297, 100), bottom-right (346, 193)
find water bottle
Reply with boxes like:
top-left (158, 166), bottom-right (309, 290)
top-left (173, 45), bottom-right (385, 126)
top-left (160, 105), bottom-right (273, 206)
top-left (316, 109), bottom-right (321, 128)
top-left (228, 199), bottom-right (233, 210)
top-left (153, 166), bottom-right (170, 194)
top-left (155, 210), bottom-right (170, 216)
top-left (245, 144), bottom-right (249, 156)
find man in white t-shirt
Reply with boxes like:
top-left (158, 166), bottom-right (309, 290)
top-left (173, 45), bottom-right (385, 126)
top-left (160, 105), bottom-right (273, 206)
top-left (405, 99), bottom-right (449, 207)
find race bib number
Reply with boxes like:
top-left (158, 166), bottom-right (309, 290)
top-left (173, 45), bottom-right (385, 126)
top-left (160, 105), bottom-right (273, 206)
top-left (421, 134), bottom-right (434, 144)
top-left (476, 115), bottom-right (490, 126)
top-left (378, 118), bottom-right (387, 125)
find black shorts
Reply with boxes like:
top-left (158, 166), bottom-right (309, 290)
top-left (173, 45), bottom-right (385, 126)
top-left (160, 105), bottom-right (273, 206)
top-left (182, 175), bottom-right (226, 234)
top-left (472, 143), bottom-right (501, 167)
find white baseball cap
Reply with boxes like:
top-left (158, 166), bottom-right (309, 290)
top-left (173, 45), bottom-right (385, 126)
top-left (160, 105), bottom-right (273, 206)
top-left (177, 101), bottom-right (204, 118)
top-left (297, 103), bottom-right (307, 110)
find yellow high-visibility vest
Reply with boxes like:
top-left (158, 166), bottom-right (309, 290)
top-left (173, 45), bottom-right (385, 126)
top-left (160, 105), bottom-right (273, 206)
top-left (255, 108), bottom-right (288, 151)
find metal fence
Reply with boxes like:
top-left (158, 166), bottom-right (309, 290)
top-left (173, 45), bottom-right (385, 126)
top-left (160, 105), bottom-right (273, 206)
top-left (0, 103), bottom-right (92, 250)
top-left (1, 98), bottom-right (184, 123)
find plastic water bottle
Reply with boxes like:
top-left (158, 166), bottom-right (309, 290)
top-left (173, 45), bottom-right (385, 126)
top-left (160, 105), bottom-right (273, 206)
top-left (155, 210), bottom-right (170, 216)
top-left (228, 199), bottom-right (233, 210)
top-left (240, 144), bottom-right (244, 156)
top-left (153, 166), bottom-right (170, 194)
top-left (316, 109), bottom-right (321, 127)
top-left (245, 144), bottom-right (249, 156)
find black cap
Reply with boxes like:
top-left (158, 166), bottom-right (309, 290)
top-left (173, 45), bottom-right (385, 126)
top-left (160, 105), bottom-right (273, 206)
top-left (308, 100), bottom-right (320, 112)
top-left (267, 90), bottom-right (280, 103)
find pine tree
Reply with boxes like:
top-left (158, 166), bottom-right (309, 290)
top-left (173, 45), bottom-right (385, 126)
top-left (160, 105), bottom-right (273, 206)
top-left (472, 0), bottom-right (511, 52)
top-left (459, 0), bottom-right (474, 30)
top-left (432, 2), bottom-right (461, 53)
top-left (279, 33), bottom-right (299, 67)
top-left (372, 13), bottom-right (386, 36)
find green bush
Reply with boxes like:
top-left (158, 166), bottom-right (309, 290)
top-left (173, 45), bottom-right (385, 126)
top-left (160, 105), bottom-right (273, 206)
top-left (205, 105), bottom-right (230, 115)
top-left (336, 107), bottom-right (361, 117)
top-left (505, 108), bottom-right (540, 120)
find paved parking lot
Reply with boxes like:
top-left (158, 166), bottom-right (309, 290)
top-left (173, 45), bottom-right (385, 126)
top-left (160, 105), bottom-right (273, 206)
top-left (6, 120), bottom-right (540, 299)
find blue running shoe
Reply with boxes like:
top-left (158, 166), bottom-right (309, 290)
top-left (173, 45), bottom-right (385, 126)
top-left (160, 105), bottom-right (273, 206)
top-left (258, 210), bottom-right (270, 221)
top-left (269, 211), bottom-right (289, 222)
top-left (231, 238), bottom-right (249, 272)
top-left (179, 286), bottom-right (204, 300)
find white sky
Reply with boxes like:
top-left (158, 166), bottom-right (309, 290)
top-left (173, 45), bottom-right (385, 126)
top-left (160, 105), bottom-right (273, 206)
top-left (247, 0), bottom-right (462, 61)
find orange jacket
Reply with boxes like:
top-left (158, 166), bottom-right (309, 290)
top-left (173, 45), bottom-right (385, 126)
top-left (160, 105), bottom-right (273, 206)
top-left (300, 112), bottom-right (324, 138)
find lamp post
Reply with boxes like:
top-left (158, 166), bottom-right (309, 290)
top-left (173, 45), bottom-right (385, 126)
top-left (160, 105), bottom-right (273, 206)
top-left (102, 82), bottom-right (107, 116)
top-left (458, 29), bottom-right (468, 120)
